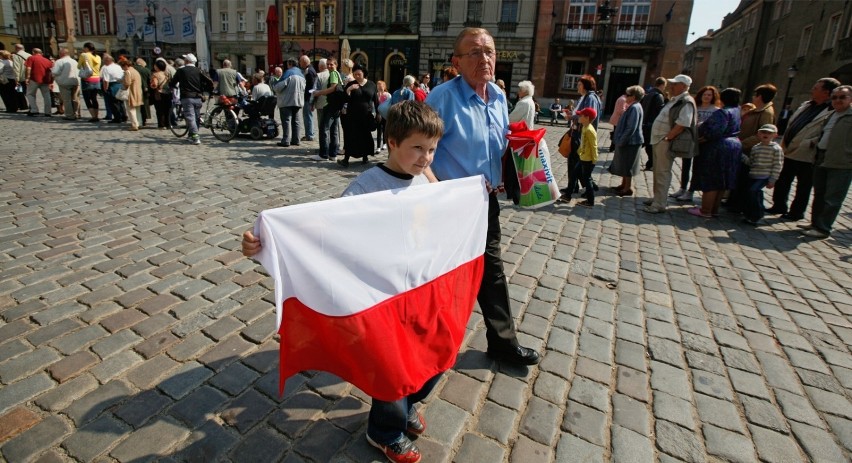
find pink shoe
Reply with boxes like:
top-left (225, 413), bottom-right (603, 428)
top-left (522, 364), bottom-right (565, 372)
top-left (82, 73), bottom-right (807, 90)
top-left (687, 207), bottom-right (711, 218)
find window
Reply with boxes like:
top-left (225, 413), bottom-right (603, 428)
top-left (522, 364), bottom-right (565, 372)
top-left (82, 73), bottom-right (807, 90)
top-left (823, 13), bottom-right (841, 50)
top-left (774, 35), bottom-right (784, 63)
top-left (763, 39), bottom-right (774, 66)
top-left (97, 6), bottom-right (107, 34)
top-left (798, 25), bottom-right (812, 57)
top-left (435, 0), bottom-right (450, 22)
top-left (561, 60), bottom-right (585, 90)
top-left (742, 46), bottom-right (749, 70)
top-left (221, 12), bottom-right (229, 32)
top-left (257, 10), bottom-right (266, 32)
top-left (466, 0), bottom-right (483, 23)
top-left (783, 0), bottom-right (792, 15)
top-left (302, 5), bottom-right (314, 33)
top-left (392, 0), bottom-right (408, 22)
top-left (286, 7), bottom-right (296, 33)
top-left (567, 0), bottom-right (596, 25)
top-left (372, 0), bottom-right (384, 23)
top-left (323, 4), bottom-right (335, 33)
top-left (500, 0), bottom-right (519, 23)
top-left (748, 11), bottom-right (756, 30)
top-left (771, 2), bottom-right (781, 21)
top-left (82, 10), bottom-right (91, 35)
top-left (237, 12), bottom-right (245, 32)
top-left (351, 0), bottom-right (365, 23)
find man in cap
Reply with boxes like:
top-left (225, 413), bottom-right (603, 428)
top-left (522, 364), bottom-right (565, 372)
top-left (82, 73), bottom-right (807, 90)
top-left (170, 52), bottom-right (211, 145)
top-left (644, 74), bottom-right (696, 213)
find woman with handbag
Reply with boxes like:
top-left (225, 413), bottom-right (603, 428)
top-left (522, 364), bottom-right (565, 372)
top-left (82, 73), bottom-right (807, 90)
top-left (608, 86), bottom-right (646, 196)
top-left (119, 57), bottom-right (143, 131)
top-left (338, 64), bottom-right (379, 168)
top-left (150, 60), bottom-right (171, 130)
top-left (689, 88), bottom-right (743, 218)
top-left (561, 75), bottom-right (602, 197)
top-left (78, 42), bottom-right (102, 122)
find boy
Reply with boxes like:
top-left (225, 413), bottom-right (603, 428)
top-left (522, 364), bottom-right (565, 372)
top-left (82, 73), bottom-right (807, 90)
top-left (559, 107), bottom-right (599, 207)
top-left (741, 123), bottom-right (783, 225)
top-left (242, 100), bottom-right (444, 463)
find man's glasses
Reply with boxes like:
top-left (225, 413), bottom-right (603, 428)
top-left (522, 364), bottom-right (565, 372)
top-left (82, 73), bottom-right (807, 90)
top-left (456, 49), bottom-right (496, 60)
top-left (831, 95), bottom-right (850, 100)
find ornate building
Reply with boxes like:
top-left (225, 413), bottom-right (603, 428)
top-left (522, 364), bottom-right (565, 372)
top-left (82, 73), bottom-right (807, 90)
top-left (683, 30), bottom-right (714, 91)
top-left (418, 0), bottom-right (537, 97)
top-left (531, 0), bottom-right (693, 113)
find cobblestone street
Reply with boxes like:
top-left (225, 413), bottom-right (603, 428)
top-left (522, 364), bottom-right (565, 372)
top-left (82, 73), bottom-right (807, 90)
top-left (1, 110), bottom-right (851, 463)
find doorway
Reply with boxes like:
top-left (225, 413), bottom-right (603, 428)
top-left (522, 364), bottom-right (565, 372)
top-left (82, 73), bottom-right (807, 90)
top-left (604, 65), bottom-right (641, 114)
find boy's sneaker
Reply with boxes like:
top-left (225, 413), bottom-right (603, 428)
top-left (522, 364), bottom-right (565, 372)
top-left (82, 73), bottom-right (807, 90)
top-left (406, 411), bottom-right (426, 436)
top-left (189, 134), bottom-right (201, 145)
top-left (669, 188), bottom-right (686, 198)
top-left (366, 434), bottom-right (421, 463)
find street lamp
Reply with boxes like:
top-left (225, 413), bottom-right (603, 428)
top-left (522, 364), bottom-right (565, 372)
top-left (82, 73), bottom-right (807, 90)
top-left (306, 4), bottom-right (320, 64)
top-left (777, 64), bottom-right (798, 135)
top-left (597, 1), bottom-right (618, 92)
top-left (146, 1), bottom-right (159, 50)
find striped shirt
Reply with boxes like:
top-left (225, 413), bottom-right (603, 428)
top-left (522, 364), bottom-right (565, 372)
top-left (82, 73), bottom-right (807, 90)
top-left (742, 142), bottom-right (783, 182)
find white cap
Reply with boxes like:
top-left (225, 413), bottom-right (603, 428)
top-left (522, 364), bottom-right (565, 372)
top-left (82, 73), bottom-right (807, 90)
top-left (667, 74), bottom-right (693, 87)
top-left (182, 53), bottom-right (198, 64)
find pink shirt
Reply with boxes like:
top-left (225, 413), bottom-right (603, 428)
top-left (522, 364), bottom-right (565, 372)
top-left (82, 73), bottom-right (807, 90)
top-left (609, 94), bottom-right (628, 126)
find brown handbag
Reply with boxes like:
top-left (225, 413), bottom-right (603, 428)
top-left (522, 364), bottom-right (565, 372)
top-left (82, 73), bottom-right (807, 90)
top-left (558, 131), bottom-right (572, 158)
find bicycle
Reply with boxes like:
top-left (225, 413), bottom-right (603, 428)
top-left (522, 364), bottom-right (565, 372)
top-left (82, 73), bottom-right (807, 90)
top-left (169, 94), bottom-right (239, 142)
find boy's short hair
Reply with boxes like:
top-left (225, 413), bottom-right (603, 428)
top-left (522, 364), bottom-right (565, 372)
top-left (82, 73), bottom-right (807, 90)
top-left (753, 83), bottom-right (777, 103)
top-left (386, 100), bottom-right (444, 144)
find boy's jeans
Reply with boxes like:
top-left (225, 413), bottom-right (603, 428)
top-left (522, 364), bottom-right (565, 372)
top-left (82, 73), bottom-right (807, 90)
top-left (319, 108), bottom-right (340, 159)
top-left (567, 160), bottom-right (595, 203)
top-left (744, 177), bottom-right (769, 222)
top-left (367, 373), bottom-right (442, 445)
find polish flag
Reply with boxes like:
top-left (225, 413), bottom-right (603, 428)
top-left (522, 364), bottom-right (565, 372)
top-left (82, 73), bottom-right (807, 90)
top-left (253, 176), bottom-right (489, 401)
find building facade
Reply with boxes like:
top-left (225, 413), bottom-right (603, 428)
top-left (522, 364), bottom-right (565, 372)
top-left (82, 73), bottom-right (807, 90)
top-left (418, 0), bottom-right (537, 97)
top-left (531, 0), bottom-right (693, 113)
top-left (706, 0), bottom-right (852, 120)
top-left (1, 0), bottom-right (21, 49)
top-left (683, 30), bottom-right (713, 91)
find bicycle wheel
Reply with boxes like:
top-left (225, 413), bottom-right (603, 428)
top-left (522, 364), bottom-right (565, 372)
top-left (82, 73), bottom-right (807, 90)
top-left (209, 106), bottom-right (239, 142)
top-left (169, 103), bottom-right (188, 138)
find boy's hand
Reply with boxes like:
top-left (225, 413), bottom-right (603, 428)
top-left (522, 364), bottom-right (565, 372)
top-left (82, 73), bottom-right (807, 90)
top-left (766, 182), bottom-right (775, 189)
top-left (241, 230), bottom-right (262, 257)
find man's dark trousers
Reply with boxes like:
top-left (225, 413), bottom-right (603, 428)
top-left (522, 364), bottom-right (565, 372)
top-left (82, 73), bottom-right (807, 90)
top-left (479, 194), bottom-right (519, 350)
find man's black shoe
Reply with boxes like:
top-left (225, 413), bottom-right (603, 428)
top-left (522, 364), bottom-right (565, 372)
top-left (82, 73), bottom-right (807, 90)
top-left (487, 346), bottom-right (541, 366)
top-left (765, 207), bottom-right (786, 215)
top-left (781, 213), bottom-right (804, 221)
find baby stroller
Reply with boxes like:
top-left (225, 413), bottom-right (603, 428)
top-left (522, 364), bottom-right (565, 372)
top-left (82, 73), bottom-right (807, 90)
top-left (237, 95), bottom-right (279, 140)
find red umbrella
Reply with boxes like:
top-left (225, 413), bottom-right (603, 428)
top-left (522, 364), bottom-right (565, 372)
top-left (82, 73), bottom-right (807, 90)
top-left (266, 5), bottom-right (281, 73)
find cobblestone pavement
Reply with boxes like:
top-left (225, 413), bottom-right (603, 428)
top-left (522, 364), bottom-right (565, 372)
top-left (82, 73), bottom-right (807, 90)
top-left (1, 109), bottom-right (851, 463)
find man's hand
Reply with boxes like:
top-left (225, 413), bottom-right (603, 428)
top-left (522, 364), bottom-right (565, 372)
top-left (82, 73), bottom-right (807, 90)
top-left (241, 230), bottom-right (262, 257)
top-left (767, 182), bottom-right (775, 189)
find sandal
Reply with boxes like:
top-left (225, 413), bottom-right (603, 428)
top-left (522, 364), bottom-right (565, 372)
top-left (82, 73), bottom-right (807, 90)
top-left (687, 207), bottom-right (712, 218)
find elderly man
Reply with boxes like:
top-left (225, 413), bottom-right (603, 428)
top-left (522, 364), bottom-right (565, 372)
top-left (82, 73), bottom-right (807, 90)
top-left (640, 77), bottom-right (668, 170)
top-left (300, 55), bottom-right (317, 141)
top-left (169, 53), bottom-right (208, 145)
top-left (51, 48), bottom-right (80, 120)
top-left (769, 77), bottom-right (840, 221)
top-left (802, 85), bottom-right (852, 239)
top-left (213, 59), bottom-right (243, 98)
top-left (24, 48), bottom-right (53, 116)
top-left (644, 74), bottom-right (696, 213)
top-left (425, 28), bottom-right (540, 368)
top-left (273, 58), bottom-right (306, 147)
top-left (12, 44), bottom-right (30, 111)
top-left (100, 54), bottom-right (126, 123)
top-left (312, 57), bottom-right (343, 161)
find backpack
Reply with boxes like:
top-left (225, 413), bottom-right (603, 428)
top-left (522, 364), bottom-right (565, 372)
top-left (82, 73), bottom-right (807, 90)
top-left (324, 71), bottom-right (346, 113)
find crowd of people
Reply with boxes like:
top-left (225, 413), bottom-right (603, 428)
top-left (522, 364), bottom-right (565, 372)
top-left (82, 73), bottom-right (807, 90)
top-left (555, 71), bottom-right (850, 240)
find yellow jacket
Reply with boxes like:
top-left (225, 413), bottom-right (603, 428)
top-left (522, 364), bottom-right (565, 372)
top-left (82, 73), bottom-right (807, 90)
top-left (578, 123), bottom-right (598, 163)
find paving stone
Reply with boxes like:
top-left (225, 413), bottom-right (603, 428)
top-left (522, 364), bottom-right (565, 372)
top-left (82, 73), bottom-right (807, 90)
top-left (824, 415), bottom-right (852, 453)
top-left (568, 376), bottom-right (610, 413)
top-left (0, 373), bottom-right (56, 416)
top-left (197, 334), bottom-right (255, 372)
top-left (268, 390), bottom-right (328, 438)
top-left (653, 390), bottom-right (696, 431)
top-left (789, 421), bottom-right (847, 463)
top-left (110, 416), bottom-right (191, 462)
top-left (804, 386), bottom-right (852, 420)
top-left (775, 389), bottom-right (825, 429)
top-left (612, 393), bottom-right (651, 437)
top-left (554, 432), bottom-right (605, 463)
top-left (650, 361), bottom-right (692, 401)
top-left (62, 415), bottom-right (129, 461)
top-left (685, 350), bottom-right (726, 376)
top-left (0, 415), bottom-right (71, 463)
top-left (114, 389), bottom-right (174, 429)
top-left (487, 373), bottom-right (529, 411)
top-left (785, 348), bottom-right (831, 375)
top-left (0, 406), bottom-right (41, 443)
top-left (562, 400), bottom-right (606, 446)
top-left (703, 424), bottom-right (758, 463)
top-left (324, 395), bottom-right (370, 433)
top-left (47, 350), bottom-right (99, 383)
top-left (728, 368), bottom-right (771, 398)
top-left (739, 394), bottom-right (788, 433)
top-left (454, 432), bottom-right (505, 463)
top-left (510, 435), bottom-right (553, 463)
top-left (176, 420), bottom-right (240, 462)
top-left (756, 352), bottom-right (803, 394)
top-left (691, 369), bottom-right (734, 401)
top-left (648, 336), bottom-right (685, 368)
top-left (578, 331), bottom-right (612, 364)
top-left (539, 351), bottom-right (574, 380)
top-left (574, 356), bottom-right (613, 385)
top-left (0, 347), bottom-right (62, 383)
top-left (611, 424), bottom-right (654, 463)
top-left (749, 424), bottom-right (806, 463)
top-left (720, 346), bottom-right (760, 372)
top-left (655, 419), bottom-right (706, 463)
top-left (534, 371), bottom-right (570, 405)
top-left (421, 399), bottom-right (468, 445)
top-left (90, 349), bottom-right (144, 383)
top-left (439, 370), bottom-right (486, 413)
top-left (476, 401), bottom-right (518, 444)
top-left (796, 368), bottom-right (846, 395)
top-left (157, 362), bottom-right (214, 400)
top-left (91, 329), bottom-right (143, 359)
top-left (208, 362), bottom-right (260, 397)
top-left (520, 395), bottom-right (561, 445)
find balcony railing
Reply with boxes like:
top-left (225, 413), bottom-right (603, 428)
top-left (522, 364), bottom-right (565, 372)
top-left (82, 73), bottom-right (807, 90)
top-left (432, 20), bottom-right (448, 32)
top-left (553, 23), bottom-right (663, 46)
top-left (498, 22), bottom-right (518, 33)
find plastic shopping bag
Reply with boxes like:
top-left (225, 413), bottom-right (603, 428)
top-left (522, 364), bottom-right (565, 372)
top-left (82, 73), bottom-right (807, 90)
top-left (505, 123), bottom-right (560, 208)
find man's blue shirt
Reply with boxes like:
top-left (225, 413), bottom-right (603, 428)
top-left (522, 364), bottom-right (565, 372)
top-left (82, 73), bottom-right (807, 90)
top-left (425, 76), bottom-right (509, 186)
